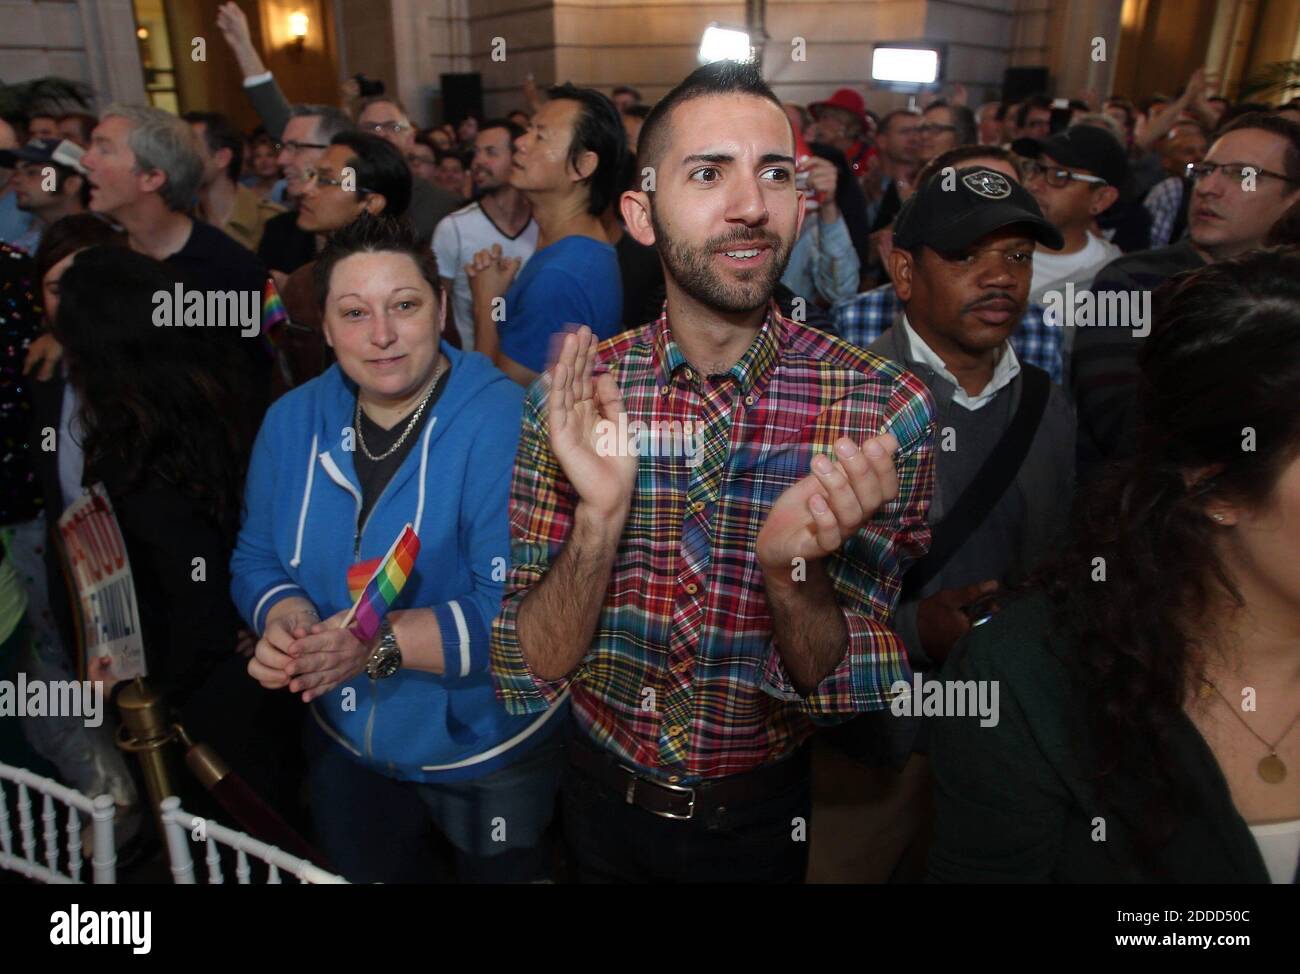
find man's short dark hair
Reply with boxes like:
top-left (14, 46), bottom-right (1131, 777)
top-left (925, 101), bottom-right (976, 146)
top-left (33, 160), bottom-right (91, 207)
top-left (916, 143), bottom-right (1017, 185)
top-left (1104, 97), bottom-right (1136, 130)
top-left (58, 111), bottom-right (97, 144)
top-left (624, 104), bottom-right (651, 121)
top-left (1216, 111), bottom-right (1300, 183)
top-left (356, 95), bottom-right (409, 121)
top-left (434, 148), bottom-right (468, 168)
top-left (313, 213), bottom-right (441, 313)
top-left (612, 85), bottom-right (642, 102)
top-left (329, 130), bottom-right (413, 218)
top-left (288, 103), bottom-right (355, 143)
top-left (477, 117), bottom-right (526, 142)
top-left (879, 108), bottom-right (920, 136)
top-left (546, 82), bottom-right (628, 215)
top-left (1016, 95), bottom-right (1052, 129)
top-left (182, 110), bottom-right (243, 183)
top-left (637, 60), bottom-right (783, 174)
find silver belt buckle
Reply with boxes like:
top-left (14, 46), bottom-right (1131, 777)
top-left (621, 766), bottom-right (696, 820)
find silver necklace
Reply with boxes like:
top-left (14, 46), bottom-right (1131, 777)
top-left (355, 359), bottom-right (445, 461)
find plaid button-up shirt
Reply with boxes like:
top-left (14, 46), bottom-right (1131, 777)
top-left (831, 284), bottom-right (1063, 384)
top-left (490, 304), bottom-right (935, 783)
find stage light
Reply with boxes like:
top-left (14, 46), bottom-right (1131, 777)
top-left (871, 46), bottom-right (941, 85)
top-left (699, 24), bottom-right (752, 64)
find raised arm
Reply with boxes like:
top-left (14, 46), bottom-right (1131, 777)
top-left (490, 327), bottom-right (637, 707)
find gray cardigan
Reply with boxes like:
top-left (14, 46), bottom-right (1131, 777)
top-left (867, 320), bottom-right (1077, 669)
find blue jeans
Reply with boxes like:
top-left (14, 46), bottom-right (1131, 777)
top-left (304, 715), bottom-right (563, 883)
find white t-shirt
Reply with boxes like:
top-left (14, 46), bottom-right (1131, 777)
top-left (1249, 818), bottom-right (1300, 884)
top-left (431, 201), bottom-right (539, 351)
top-left (1030, 232), bottom-right (1122, 305)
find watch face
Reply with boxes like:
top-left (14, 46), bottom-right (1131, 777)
top-left (371, 647), bottom-right (401, 680)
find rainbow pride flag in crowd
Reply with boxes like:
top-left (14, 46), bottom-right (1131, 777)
top-left (261, 277), bottom-right (290, 346)
top-left (344, 524), bottom-right (421, 642)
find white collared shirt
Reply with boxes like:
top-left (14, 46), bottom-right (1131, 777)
top-left (902, 314), bottom-right (1020, 412)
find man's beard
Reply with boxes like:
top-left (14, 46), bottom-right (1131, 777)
top-left (475, 171), bottom-right (506, 193)
top-left (650, 207), bottom-right (792, 314)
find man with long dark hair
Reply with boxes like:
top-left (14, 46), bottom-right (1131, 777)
top-left (466, 83), bottom-right (626, 386)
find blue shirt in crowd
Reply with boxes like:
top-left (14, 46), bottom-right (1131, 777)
top-left (0, 191), bottom-right (35, 252)
top-left (499, 235), bottom-right (623, 373)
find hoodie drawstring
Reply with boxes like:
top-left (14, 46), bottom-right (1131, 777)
top-left (413, 417), bottom-right (437, 535)
top-left (290, 433), bottom-right (318, 568)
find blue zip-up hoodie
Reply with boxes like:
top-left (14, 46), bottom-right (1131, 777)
top-left (230, 344), bottom-right (566, 783)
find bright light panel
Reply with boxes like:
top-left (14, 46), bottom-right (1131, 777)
top-left (871, 47), bottom-right (939, 85)
top-left (699, 25), bottom-right (752, 64)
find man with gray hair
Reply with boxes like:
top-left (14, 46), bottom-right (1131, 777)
top-left (81, 104), bottom-right (272, 409)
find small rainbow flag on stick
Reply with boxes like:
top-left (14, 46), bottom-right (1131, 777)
top-left (261, 277), bottom-right (290, 344)
top-left (340, 524), bottom-right (420, 642)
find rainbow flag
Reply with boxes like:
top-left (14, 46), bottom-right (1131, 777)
top-left (262, 277), bottom-right (290, 347)
top-left (343, 524), bottom-right (420, 642)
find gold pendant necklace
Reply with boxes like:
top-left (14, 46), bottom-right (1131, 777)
top-left (1200, 677), bottom-right (1300, 784)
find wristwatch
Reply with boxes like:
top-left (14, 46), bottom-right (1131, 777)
top-left (365, 618), bottom-right (402, 680)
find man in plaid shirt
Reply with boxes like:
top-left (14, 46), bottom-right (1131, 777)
top-left (833, 281), bottom-right (1063, 384)
top-left (490, 62), bottom-right (935, 883)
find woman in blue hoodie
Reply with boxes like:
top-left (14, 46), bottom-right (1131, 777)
top-left (232, 215), bottom-right (566, 883)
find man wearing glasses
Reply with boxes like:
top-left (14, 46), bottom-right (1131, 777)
top-left (254, 107), bottom-right (356, 281)
top-left (1016, 125), bottom-right (1127, 309)
top-left (917, 101), bottom-right (976, 166)
top-left (356, 97), bottom-right (460, 242)
top-left (217, 2), bottom-right (354, 277)
top-left (1072, 112), bottom-right (1300, 476)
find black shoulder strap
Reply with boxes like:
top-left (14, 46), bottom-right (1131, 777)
top-left (902, 365), bottom-right (1051, 598)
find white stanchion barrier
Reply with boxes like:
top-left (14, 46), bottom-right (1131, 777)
top-left (159, 796), bottom-right (348, 885)
top-left (0, 761), bottom-right (116, 884)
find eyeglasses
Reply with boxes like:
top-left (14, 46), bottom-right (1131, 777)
top-left (274, 140), bottom-right (328, 155)
top-left (363, 121), bottom-right (410, 135)
top-left (1023, 160), bottom-right (1107, 189)
top-left (1185, 161), bottom-right (1300, 186)
top-left (916, 123), bottom-right (956, 136)
top-left (301, 168), bottom-right (374, 194)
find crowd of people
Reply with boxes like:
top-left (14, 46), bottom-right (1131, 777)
top-left (0, 6), bottom-right (1297, 885)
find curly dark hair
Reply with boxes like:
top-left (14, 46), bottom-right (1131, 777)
top-left (52, 247), bottom-right (255, 542)
top-left (1041, 247), bottom-right (1300, 859)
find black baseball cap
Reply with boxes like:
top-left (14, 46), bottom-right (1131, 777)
top-left (892, 166), bottom-right (1064, 256)
top-left (1011, 124), bottom-right (1128, 187)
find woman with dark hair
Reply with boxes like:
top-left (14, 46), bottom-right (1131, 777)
top-left (233, 214), bottom-right (564, 883)
top-left (14, 217), bottom-right (142, 836)
top-left (928, 247), bottom-right (1300, 883)
top-left (51, 245), bottom-right (303, 817)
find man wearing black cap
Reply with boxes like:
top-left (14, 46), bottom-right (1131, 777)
top-left (1014, 125), bottom-right (1126, 306)
top-left (873, 164), bottom-right (1076, 707)
top-left (848, 166), bottom-right (1076, 879)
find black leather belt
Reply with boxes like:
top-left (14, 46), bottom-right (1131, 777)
top-left (567, 732), bottom-right (810, 821)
